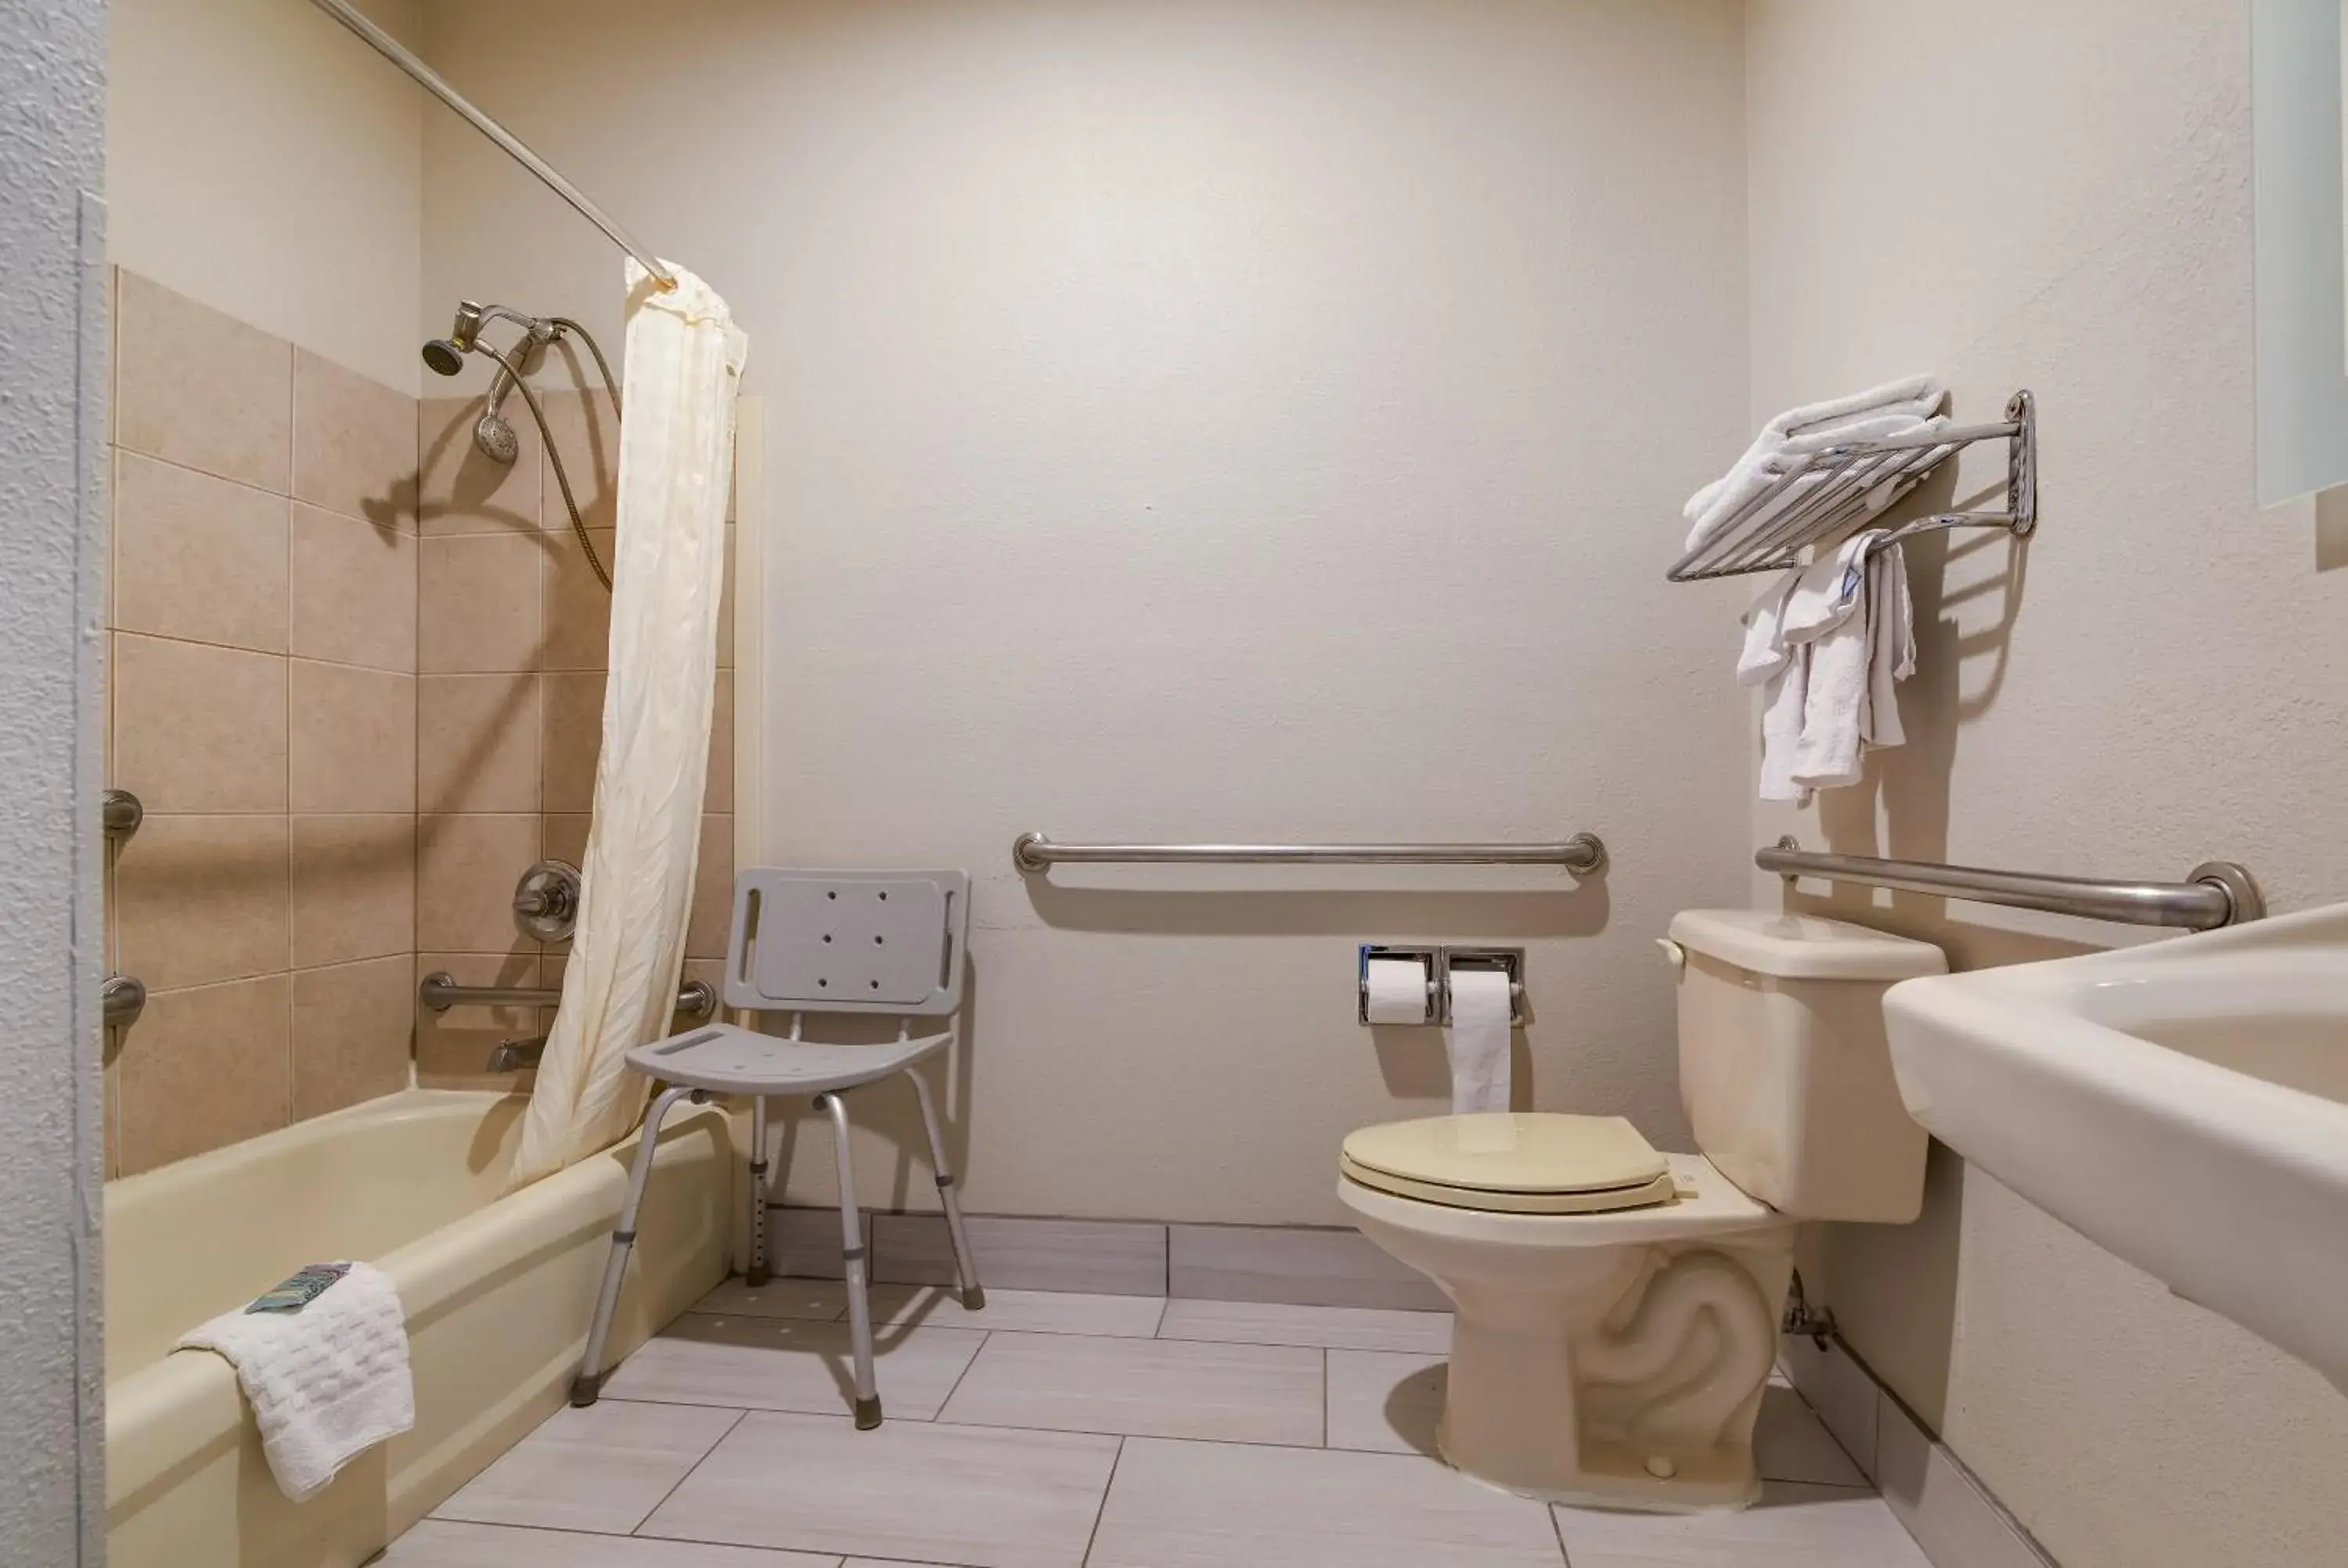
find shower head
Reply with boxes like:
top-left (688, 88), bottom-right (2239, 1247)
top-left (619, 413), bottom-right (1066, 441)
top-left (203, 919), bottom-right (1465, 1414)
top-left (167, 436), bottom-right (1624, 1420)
top-left (421, 338), bottom-right (466, 376)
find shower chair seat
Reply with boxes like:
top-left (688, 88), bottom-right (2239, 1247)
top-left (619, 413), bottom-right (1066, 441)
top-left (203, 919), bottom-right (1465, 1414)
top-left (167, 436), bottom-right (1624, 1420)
top-left (570, 868), bottom-right (983, 1429)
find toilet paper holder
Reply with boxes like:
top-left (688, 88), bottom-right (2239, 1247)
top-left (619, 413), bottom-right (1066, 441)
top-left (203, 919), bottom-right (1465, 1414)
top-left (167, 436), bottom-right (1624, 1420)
top-left (1358, 945), bottom-right (1529, 1027)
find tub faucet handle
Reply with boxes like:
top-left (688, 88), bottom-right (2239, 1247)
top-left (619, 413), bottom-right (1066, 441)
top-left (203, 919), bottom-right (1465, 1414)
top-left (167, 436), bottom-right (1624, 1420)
top-left (488, 1034), bottom-right (547, 1074)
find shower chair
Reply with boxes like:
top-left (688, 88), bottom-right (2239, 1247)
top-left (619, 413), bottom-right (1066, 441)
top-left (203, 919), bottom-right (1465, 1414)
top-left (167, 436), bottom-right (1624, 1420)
top-left (571, 868), bottom-right (983, 1428)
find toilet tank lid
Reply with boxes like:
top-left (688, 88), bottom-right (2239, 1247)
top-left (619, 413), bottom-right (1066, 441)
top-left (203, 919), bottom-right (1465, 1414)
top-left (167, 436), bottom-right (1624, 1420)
top-left (1669, 909), bottom-right (1948, 981)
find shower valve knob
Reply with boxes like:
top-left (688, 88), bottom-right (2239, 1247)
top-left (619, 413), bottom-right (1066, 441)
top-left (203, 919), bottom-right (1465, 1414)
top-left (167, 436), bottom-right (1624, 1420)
top-left (513, 858), bottom-right (584, 944)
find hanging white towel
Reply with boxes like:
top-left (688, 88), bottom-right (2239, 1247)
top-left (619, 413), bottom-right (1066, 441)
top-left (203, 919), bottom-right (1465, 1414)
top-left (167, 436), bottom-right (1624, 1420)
top-left (1788, 538), bottom-right (1915, 790)
top-left (178, 1262), bottom-right (414, 1501)
top-left (1738, 565), bottom-right (1804, 687)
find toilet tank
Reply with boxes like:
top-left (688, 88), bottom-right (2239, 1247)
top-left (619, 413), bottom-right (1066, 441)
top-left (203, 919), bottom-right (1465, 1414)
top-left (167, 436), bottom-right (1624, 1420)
top-left (1668, 910), bottom-right (1947, 1224)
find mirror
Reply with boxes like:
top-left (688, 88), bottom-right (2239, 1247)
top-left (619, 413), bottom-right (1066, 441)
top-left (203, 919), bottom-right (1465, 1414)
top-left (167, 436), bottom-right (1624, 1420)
top-left (2255, 0), bottom-right (2348, 505)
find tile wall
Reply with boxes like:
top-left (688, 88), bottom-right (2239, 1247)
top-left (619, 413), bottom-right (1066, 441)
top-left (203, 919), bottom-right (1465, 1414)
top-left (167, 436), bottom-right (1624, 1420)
top-left (106, 271), bottom-right (420, 1177)
top-left (412, 379), bottom-right (736, 1089)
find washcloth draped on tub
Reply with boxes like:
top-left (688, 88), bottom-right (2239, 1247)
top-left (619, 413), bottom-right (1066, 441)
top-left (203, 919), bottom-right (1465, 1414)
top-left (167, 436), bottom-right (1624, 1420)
top-left (178, 1261), bottom-right (415, 1501)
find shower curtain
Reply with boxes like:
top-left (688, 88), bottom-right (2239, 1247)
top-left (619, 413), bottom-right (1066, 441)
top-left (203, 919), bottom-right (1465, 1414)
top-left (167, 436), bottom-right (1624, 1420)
top-left (510, 260), bottom-right (747, 1189)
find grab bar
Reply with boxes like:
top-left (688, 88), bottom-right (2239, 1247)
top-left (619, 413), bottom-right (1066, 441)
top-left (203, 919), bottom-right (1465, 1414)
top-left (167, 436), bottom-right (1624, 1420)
top-left (1758, 837), bottom-right (2263, 930)
top-left (420, 971), bottom-right (718, 1019)
top-left (1013, 831), bottom-right (1605, 874)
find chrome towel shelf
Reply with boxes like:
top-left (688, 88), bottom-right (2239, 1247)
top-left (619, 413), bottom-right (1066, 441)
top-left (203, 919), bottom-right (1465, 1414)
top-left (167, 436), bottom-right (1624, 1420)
top-left (1013, 832), bottom-right (1606, 875)
top-left (1669, 390), bottom-right (2036, 582)
top-left (1759, 837), bottom-right (2263, 930)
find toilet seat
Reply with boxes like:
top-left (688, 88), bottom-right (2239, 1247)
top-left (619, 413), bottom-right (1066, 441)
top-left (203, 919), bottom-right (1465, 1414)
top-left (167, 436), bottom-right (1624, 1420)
top-left (1340, 1113), bottom-right (1677, 1215)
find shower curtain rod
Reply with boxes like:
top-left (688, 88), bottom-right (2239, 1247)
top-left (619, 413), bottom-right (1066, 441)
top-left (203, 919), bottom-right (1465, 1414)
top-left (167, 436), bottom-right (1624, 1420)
top-left (305, 0), bottom-right (678, 291)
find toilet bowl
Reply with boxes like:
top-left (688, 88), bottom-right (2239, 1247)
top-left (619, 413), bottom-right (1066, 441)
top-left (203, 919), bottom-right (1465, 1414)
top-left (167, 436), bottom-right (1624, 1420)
top-left (1338, 910), bottom-right (1946, 1512)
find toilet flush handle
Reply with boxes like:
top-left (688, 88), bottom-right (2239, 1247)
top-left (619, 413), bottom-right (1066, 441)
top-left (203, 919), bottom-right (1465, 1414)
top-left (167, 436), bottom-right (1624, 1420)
top-left (1655, 938), bottom-right (1686, 971)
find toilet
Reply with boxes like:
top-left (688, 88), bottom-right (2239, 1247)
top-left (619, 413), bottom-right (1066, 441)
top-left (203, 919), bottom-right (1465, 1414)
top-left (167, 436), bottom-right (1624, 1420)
top-left (1338, 910), bottom-right (1946, 1512)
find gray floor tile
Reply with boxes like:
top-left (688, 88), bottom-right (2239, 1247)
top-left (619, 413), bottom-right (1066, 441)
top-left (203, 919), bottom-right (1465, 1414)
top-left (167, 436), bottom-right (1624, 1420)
top-left (1158, 1297), bottom-right (1451, 1354)
top-left (1167, 1225), bottom-right (1450, 1311)
top-left (1323, 1348), bottom-right (1446, 1455)
top-left (430, 1401), bottom-right (742, 1534)
top-left (1556, 1480), bottom-right (1932, 1566)
top-left (1754, 1383), bottom-right (1867, 1487)
top-left (384, 1519), bottom-right (839, 1566)
top-left (639, 1410), bottom-right (1119, 1568)
top-left (938, 1330), bottom-right (1323, 1446)
top-left (875, 1214), bottom-right (1167, 1296)
top-left (868, 1283), bottom-right (1166, 1338)
top-left (603, 1311), bottom-right (985, 1419)
top-left (699, 1275), bottom-right (850, 1322)
top-left (1087, 1436), bottom-right (1563, 1567)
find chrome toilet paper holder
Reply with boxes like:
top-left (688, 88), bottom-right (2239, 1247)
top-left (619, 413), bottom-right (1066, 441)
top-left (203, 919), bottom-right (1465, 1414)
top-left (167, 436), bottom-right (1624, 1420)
top-left (1359, 945), bottom-right (1529, 1028)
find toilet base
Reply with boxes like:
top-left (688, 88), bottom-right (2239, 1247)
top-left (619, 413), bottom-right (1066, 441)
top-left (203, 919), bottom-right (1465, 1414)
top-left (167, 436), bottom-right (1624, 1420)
top-left (1341, 1158), bottom-right (1795, 1513)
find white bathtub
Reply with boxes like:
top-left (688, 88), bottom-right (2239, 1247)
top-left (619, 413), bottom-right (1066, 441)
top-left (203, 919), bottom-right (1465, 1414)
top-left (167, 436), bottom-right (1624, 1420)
top-left (105, 1089), bottom-right (733, 1568)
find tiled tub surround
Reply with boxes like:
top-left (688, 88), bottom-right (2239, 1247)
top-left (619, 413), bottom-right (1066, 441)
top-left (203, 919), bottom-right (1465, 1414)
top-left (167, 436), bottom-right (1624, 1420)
top-left (412, 383), bottom-right (736, 1091)
top-left (387, 1287), bottom-right (1924, 1568)
top-left (106, 270), bottom-right (420, 1177)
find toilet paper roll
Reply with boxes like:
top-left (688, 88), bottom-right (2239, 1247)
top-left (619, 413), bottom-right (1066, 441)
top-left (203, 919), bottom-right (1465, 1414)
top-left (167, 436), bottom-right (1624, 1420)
top-left (1363, 958), bottom-right (1432, 1024)
top-left (1445, 967), bottom-right (1514, 1114)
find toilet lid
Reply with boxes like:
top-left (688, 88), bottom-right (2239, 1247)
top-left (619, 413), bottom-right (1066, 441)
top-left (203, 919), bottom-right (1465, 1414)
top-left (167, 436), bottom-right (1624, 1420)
top-left (1340, 1113), bottom-right (1676, 1214)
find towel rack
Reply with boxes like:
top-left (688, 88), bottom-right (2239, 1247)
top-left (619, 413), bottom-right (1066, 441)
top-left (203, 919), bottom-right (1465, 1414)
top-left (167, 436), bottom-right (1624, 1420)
top-left (1013, 832), bottom-right (1606, 874)
top-left (1667, 390), bottom-right (2036, 582)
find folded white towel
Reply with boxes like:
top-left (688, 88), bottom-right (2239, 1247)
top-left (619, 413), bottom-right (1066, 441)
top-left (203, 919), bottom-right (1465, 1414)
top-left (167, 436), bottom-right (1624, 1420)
top-left (179, 1262), bottom-right (415, 1501)
top-left (1684, 376), bottom-right (1946, 552)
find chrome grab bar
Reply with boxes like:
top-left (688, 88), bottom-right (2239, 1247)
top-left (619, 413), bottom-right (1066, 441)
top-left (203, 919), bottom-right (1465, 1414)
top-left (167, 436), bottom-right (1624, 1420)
top-left (420, 971), bottom-right (718, 1019)
top-left (1013, 831), bottom-right (1605, 874)
top-left (1758, 837), bottom-right (2263, 931)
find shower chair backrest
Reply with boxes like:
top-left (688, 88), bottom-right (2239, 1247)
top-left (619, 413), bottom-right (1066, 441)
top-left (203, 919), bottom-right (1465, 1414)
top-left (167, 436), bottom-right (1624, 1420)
top-left (719, 868), bottom-right (971, 1019)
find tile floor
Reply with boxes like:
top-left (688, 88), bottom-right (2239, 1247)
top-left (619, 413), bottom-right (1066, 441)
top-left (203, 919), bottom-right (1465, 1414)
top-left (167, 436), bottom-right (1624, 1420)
top-left (387, 1282), bottom-right (1929, 1568)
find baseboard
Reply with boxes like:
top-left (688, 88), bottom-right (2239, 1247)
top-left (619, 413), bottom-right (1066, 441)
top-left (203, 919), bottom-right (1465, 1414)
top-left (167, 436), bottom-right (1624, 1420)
top-left (1780, 1332), bottom-right (2061, 1568)
top-left (762, 1206), bottom-right (1448, 1311)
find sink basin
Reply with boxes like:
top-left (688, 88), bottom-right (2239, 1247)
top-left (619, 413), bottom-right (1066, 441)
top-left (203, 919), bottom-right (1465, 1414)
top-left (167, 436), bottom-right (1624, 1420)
top-left (1883, 902), bottom-right (2348, 1390)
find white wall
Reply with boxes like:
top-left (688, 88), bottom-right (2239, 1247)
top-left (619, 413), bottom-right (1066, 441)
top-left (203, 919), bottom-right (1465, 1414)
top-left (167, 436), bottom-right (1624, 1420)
top-left (420, 0), bottom-right (1753, 1223)
top-left (110, 0), bottom-right (423, 393)
top-left (1747, 3), bottom-right (2348, 1565)
top-left (0, 0), bottom-right (106, 1559)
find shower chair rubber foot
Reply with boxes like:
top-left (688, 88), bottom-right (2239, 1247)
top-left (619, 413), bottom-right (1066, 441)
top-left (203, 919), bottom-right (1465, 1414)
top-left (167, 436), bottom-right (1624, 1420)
top-left (853, 1396), bottom-right (883, 1430)
top-left (960, 1286), bottom-right (987, 1311)
top-left (745, 1262), bottom-right (772, 1288)
top-left (568, 1372), bottom-right (604, 1408)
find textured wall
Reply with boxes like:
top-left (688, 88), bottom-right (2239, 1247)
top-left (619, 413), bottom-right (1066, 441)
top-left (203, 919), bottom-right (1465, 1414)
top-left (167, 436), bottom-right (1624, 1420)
top-left (0, 0), bottom-right (106, 1561)
top-left (1746, 3), bottom-right (2348, 1565)
top-left (417, 0), bottom-right (1755, 1224)
top-left (108, 0), bottom-right (423, 394)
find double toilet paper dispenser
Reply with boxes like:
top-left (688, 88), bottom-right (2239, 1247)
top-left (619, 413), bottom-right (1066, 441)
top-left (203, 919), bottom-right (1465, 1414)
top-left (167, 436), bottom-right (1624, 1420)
top-left (1359, 945), bottom-right (1529, 1027)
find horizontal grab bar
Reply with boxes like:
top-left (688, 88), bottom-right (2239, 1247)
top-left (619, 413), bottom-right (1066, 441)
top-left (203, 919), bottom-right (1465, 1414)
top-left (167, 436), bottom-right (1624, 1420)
top-left (1013, 832), bottom-right (1605, 875)
top-left (419, 971), bottom-right (718, 1019)
top-left (1757, 837), bottom-right (2263, 931)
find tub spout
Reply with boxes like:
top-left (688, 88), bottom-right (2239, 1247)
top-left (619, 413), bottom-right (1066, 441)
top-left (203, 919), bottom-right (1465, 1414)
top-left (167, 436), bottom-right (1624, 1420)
top-left (488, 1034), bottom-right (546, 1074)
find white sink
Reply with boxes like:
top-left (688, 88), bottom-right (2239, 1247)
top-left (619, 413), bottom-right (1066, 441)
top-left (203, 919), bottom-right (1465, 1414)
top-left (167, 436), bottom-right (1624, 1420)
top-left (1882, 902), bottom-right (2348, 1390)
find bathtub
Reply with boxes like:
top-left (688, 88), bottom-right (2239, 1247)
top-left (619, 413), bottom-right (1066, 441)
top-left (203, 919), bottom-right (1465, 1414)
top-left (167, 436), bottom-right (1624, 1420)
top-left (105, 1088), bottom-right (733, 1568)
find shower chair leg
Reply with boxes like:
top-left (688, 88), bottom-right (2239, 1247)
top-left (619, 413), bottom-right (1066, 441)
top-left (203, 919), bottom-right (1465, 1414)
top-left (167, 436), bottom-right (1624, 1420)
top-left (816, 1090), bottom-right (881, 1429)
top-left (906, 1067), bottom-right (985, 1311)
top-left (746, 1095), bottom-right (772, 1287)
top-left (571, 1084), bottom-right (699, 1408)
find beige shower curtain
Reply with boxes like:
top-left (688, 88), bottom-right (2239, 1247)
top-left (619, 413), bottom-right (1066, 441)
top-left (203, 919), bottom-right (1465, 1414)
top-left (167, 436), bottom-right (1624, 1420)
top-left (510, 260), bottom-right (747, 1189)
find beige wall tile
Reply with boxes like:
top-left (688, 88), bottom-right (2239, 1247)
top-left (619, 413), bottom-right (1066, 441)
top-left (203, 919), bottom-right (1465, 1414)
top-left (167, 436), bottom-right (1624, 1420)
top-left (419, 673), bottom-right (541, 814)
top-left (112, 451), bottom-right (289, 653)
top-left (539, 671), bottom-right (606, 814)
top-left (290, 815), bottom-right (415, 969)
top-left (416, 951), bottom-right (541, 1091)
top-left (290, 504), bottom-right (417, 672)
top-left (290, 662), bottom-right (416, 813)
top-left (111, 633), bottom-right (288, 812)
top-left (292, 349), bottom-right (418, 530)
top-left (115, 272), bottom-right (292, 493)
top-left (419, 394), bottom-right (542, 536)
top-left (420, 532), bottom-right (546, 673)
top-left (113, 814), bottom-right (290, 991)
top-left (1168, 1225), bottom-right (1452, 1312)
top-left (689, 815), bottom-right (735, 959)
top-left (541, 527), bottom-right (616, 671)
top-left (538, 388), bottom-right (619, 533)
top-left (118, 973), bottom-right (292, 1175)
top-left (417, 814), bottom-right (541, 953)
top-left (706, 670), bottom-right (733, 813)
top-left (291, 956), bottom-right (414, 1120)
